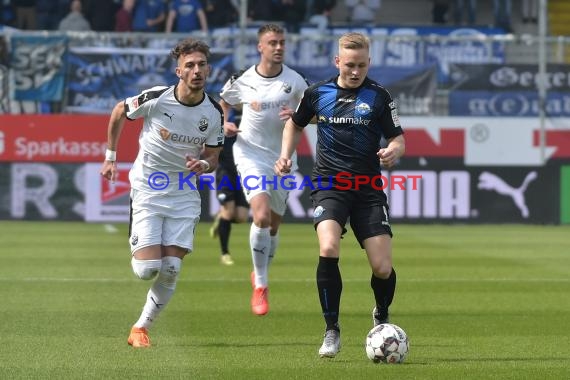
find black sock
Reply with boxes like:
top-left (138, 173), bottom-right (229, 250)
top-left (316, 256), bottom-right (342, 330)
top-left (371, 268), bottom-right (397, 320)
top-left (218, 218), bottom-right (232, 254)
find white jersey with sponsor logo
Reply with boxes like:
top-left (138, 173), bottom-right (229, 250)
top-left (220, 64), bottom-right (308, 167)
top-left (124, 85), bottom-right (224, 195)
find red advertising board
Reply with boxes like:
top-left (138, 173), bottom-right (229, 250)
top-left (0, 115), bottom-right (142, 162)
top-left (3, 115), bottom-right (570, 163)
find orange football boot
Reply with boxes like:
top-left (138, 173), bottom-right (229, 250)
top-left (127, 326), bottom-right (151, 348)
top-left (251, 287), bottom-right (269, 316)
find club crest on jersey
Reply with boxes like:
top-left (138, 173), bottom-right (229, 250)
top-left (198, 117), bottom-right (208, 132)
top-left (355, 102), bottom-right (371, 115)
top-left (131, 232), bottom-right (139, 246)
top-left (313, 205), bottom-right (325, 218)
top-left (281, 82), bottom-right (292, 93)
top-left (160, 128), bottom-right (171, 140)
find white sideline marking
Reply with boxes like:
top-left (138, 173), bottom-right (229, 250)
top-left (0, 277), bottom-right (569, 283)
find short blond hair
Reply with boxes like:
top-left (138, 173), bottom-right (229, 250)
top-left (258, 24), bottom-right (285, 40)
top-left (338, 32), bottom-right (370, 52)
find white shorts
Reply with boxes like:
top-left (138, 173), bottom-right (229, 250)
top-left (235, 159), bottom-right (291, 216)
top-left (129, 189), bottom-right (201, 254)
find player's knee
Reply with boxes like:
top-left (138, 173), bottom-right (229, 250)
top-left (131, 258), bottom-right (162, 280)
top-left (319, 242), bottom-right (339, 258)
top-left (156, 256), bottom-right (182, 290)
top-left (372, 264), bottom-right (392, 279)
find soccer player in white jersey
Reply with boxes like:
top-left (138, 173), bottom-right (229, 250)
top-left (99, 38), bottom-right (224, 348)
top-left (219, 24), bottom-right (309, 315)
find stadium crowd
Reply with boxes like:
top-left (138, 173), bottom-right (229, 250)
top-left (0, 0), bottom-right (540, 34)
top-left (1, 0), bottom-right (336, 33)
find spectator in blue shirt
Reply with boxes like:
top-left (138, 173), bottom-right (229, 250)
top-left (165, 0), bottom-right (208, 33)
top-left (132, 0), bottom-right (166, 32)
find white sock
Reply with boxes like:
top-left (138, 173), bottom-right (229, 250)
top-left (134, 256), bottom-right (182, 329)
top-left (250, 223), bottom-right (270, 288)
top-left (268, 234), bottom-right (279, 267)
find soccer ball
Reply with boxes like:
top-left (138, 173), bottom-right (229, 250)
top-left (365, 323), bottom-right (409, 363)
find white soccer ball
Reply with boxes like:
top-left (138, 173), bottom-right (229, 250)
top-left (365, 323), bottom-right (409, 363)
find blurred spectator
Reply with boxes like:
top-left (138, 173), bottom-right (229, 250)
top-left (247, 0), bottom-right (274, 22)
top-left (14, 0), bottom-right (36, 29)
top-left (36, 0), bottom-right (58, 29)
top-left (274, 0), bottom-right (305, 33)
top-left (165, 0), bottom-right (208, 33)
top-left (85, 0), bottom-right (120, 31)
top-left (58, 0), bottom-right (91, 31)
top-left (345, 0), bottom-right (380, 24)
top-left (432, 0), bottom-right (449, 24)
top-left (56, 0), bottom-right (71, 23)
top-left (307, 0), bottom-right (336, 32)
top-left (204, 0), bottom-right (238, 28)
top-left (493, 0), bottom-right (512, 33)
top-left (454, 0), bottom-right (476, 25)
top-left (115, 0), bottom-right (135, 31)
top-left (1, 0), bottom-right (16, 27)
top-left (132, 0), bottom-right (166, 32)
top-left (522, 0), bottom-right (537, 24)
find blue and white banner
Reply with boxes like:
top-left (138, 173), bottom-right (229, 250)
top-left (449, 90), bottom-right (570, 117)
top-left (450, 63), bottom-right (570, 91)
top-left (10, 35), bottom-right (67, 101)
top-left (66, 47), bottom-right (233, 113)
top-left (450, 64), bottom-right (570, 116)
top-left (217, 26), bottom-right (505, 84)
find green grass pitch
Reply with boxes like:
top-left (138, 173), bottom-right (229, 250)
top-left (1, 221), bottom-right (569, 379)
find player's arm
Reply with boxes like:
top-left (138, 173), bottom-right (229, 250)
top-left (377, 93), bottom-right (405, 168)
top-left (275, 87), bottom-right (315, 175)
top-left (186, 145), bottom-right (222, 175)
top-left (100, 100), bottom-right (127, 182)
top-left (378, 134), bottom-right (405, 169)
top-left (275, 118), bottom-right (304, 175)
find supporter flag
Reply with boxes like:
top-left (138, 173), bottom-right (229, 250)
top-left (10, 35), bottom-right (67, 102)
top-left (66, 47), bottom-right (233, 113)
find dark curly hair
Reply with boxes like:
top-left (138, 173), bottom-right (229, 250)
top-left (170, 38), bottom-right (211, 61)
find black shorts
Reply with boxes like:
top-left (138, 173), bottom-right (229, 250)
top-left (215, 163), bottom-right (248, 208)
top-left (311, 187), bottom-right (393, 248)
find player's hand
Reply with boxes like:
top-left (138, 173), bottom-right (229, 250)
top-left (278, 106), bottom-right (294, 121)
top-left (224, 121), bottom-right (240, 137)
top-left (100, 161), bottom-right (117, 183)
top-left (274, 157), bottom-right (292, 176)
top-left (185, 156), bottom-right (208, 176)
top-left (377, 148), bottom-right (397, 168)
